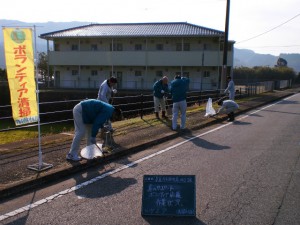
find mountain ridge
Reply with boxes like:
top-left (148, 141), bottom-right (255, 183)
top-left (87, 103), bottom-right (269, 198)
top-left (1, 20), bottom-right (299, 72)
top-left (234, 48), bottom-right (300, 72)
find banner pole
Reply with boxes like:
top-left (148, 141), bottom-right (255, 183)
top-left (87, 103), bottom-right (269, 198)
top-left (27, 25), bottom-right (53, 172)
top-left (34, 25), bottom-right (43, 169)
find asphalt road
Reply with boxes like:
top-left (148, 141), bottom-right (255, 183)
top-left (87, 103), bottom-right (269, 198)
top-left (1, 93), bottom-right (299, 225)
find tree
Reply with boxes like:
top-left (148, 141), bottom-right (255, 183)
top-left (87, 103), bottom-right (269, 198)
top-left (233, 66), bottom-right (296, 83)
top-left (37, 52), bottom-right (53, 87)
top-left (276, 57), bottom-right (288, 67)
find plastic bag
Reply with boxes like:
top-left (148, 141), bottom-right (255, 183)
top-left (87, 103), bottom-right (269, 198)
top-left (81, 143), bottom-right (103, 159)
top-left (204, 98), bottom-right (216, 117)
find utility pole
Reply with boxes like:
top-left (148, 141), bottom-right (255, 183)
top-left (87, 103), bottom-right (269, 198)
top-left (221, 0), bottom-right (230, 91)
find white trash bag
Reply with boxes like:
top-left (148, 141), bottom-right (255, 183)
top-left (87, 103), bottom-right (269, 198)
top-left (204, 98), bottom-right (216, 117)
top-left (81, 143), bottom-right (103, 159)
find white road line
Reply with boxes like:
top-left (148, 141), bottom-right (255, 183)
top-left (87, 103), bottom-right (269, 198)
top-left (0, 94), bottom-right (297, 222)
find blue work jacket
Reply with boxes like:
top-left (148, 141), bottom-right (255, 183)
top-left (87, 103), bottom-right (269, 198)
top-left (81, 99), bottom-right (114, 137)
top-left (153, 79), bottom-right (169, 99)
top-left (170, 77), bottom-right (190, 103)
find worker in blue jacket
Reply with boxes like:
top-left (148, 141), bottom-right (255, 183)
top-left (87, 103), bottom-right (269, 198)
top-left (170, 75), bottom-right (190, 131)
top-left (67, 99), bottom-right (115, 161)
top-left (153, 76), bottom-right (169, 119)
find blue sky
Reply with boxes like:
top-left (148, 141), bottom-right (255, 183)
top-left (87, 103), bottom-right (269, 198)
top-left (1, 0), bottom-right (299, 55)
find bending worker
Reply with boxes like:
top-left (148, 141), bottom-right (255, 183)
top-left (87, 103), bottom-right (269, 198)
top-left (216, 99), bottom-right (239, 122)
top-left (66, 99), bottom-right (115, 161)
top-left (153, 76), bottom-right (169, 119)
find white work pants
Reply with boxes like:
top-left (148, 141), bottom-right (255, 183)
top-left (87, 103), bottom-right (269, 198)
top-left (172, 100), bottom-right (187, 130)
top-left (229, 91), bottom-right (235, 100)
top-left (153, 96), bottom-right (166, 112)
top-left (69, 103), bottom-right (92, 156)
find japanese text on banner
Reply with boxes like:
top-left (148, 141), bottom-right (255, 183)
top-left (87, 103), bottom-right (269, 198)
top-left (3, 28), bottom-right (38, 125)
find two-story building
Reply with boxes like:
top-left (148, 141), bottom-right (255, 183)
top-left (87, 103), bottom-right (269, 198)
top-left (39, 22), bottom-right (234, 91)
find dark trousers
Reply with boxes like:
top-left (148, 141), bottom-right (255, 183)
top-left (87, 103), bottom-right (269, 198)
top-left (227, 112), bottom-right (235, 121)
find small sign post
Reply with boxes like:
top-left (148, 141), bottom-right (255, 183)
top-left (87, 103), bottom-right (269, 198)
top-left (141, 175), bottom-right (196, 217)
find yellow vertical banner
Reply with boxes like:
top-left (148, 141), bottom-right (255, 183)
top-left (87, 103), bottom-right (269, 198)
top-left (3, 28), bottom-right (38, 125)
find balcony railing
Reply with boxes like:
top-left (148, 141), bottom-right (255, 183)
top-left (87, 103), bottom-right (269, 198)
top-left (48, 51), bottom-right (233, 67)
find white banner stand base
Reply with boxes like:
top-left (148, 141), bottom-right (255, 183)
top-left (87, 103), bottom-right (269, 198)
top-left (27, 162), bottom-right (53, 172)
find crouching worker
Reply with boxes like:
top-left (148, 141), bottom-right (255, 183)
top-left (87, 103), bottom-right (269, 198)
top-left (67, 99), bottom-right (118, 161)
top-left (216, 99), bottom-right (239, 122)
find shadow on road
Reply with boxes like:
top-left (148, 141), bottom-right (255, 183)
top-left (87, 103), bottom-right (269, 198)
top-left (262, 109), bottom-right (300, 116)
top-left (232, 120), bottom-right (252, 125)
top-left (143, 216), bottom-right (207, 225)
top-left (74, 172), bottom-right (137, 199)
top-left (179, 130), bottom-right (230, 151)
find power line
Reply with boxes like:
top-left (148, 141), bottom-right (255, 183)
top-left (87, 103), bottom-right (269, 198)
top-left (240, 44), bottom-right (300, 49)
top-left (236, 13), bottom-right (300, 44)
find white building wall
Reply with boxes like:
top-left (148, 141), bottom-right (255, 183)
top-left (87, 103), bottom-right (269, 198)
top-left (51, 36), bottom-right (233, 90)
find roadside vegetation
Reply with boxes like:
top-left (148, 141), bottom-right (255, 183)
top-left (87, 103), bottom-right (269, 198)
top-left (0, 97), bottom-right (240, 145)
top-left (0, 121), bottom-right (74, 145)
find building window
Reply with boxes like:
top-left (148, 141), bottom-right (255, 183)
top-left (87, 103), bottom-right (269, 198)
top-left (91, 44), bottom-right (98, 51)
top-left (135, 44), bottom-right (142, 51)
top-left (203, 71), bottom-right (210, 77)
top-left (110, 43), bottom-right (123, 51)
top-left (72, 70), bottom-right (79, 76)
top-left (156, 71), bottom-right (163, 77)
top-left (135, 71), bottom-right (142, 76)
top-left (183, 43), bottom-right (190, 51)
top-left (71, 44), bottom-right (79, 51)
top-left (220, 43), bottom-right (224, 51)
top-left (54, 44), bottom-right (60, 51)
top-left (220, 44), bottom-right (231, 51)
top-left (175, 72), bottom-right (189, 77)
top-left (156, 44), bottom-right (163, 51)
top-left (220, 43), bottom-right (230, 51)
top-left (91, 70), bottom-right (98, 76)
top-left (183, 72), bottom-right (189, 77)
top-left (176, 43), bottom-right (190, 51)
top-left (227, 43), bottom-right (232, 51)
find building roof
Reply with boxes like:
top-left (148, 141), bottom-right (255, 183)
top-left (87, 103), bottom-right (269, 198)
top-left (39, 22), bottom-right (224, 40)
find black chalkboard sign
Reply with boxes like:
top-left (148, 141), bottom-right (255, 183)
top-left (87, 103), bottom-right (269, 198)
top-left (141, 175), bottom-right (196, 217)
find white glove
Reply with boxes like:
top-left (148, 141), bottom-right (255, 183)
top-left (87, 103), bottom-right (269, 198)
top-left (161, 90), bottom-right (165, 94)
top-left (113, 89), bottom-right (117, 94)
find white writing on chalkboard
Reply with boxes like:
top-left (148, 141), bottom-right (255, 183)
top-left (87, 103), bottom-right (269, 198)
top-left (146, 184), bottom-right (184, 207)
top-left (156, 198), bottom-right (181, 207)
top-left (144, 176), bottom-right (193, 183)
top-left (148, 191), bottom-right (181, 199)
top-left (147, 184), bottom-right (176, 192)
top-left (177, 209), bottom-right (195, 215)
top-left (143, 208), bottom-right (168, 215)
top-left (142, 175), bottom-right (196, 217)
